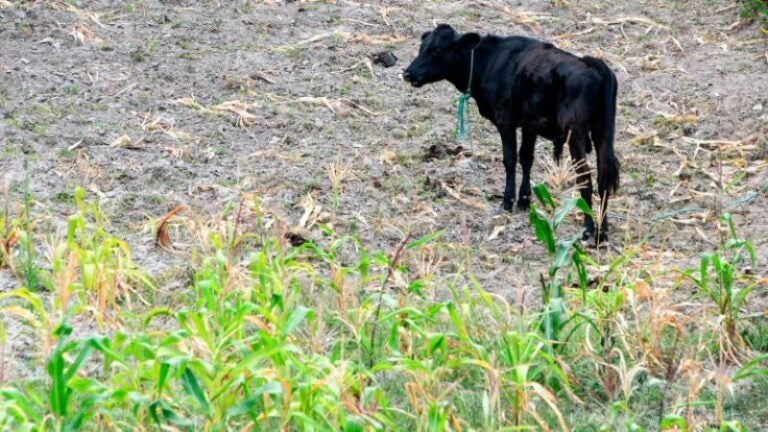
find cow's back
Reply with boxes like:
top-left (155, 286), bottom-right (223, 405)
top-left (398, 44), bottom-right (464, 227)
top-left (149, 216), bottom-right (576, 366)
top-left (481, 36), bottom-right (605, 133)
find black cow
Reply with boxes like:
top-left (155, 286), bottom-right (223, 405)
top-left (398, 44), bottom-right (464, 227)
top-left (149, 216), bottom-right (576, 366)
top-left (403, 24), bottom-right (620, 243)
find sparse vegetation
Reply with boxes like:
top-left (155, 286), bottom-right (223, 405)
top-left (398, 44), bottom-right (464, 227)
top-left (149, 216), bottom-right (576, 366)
top-left (0, 179), bottom-right (765, 430)
top-left (741, 0), bottom-right (768, 31)
top-left (0, 0), bottom-right (766, 430)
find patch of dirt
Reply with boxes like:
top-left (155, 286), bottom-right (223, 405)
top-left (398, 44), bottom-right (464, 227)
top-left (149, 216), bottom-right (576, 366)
top-left (1, 0), bottom-right (767, 381)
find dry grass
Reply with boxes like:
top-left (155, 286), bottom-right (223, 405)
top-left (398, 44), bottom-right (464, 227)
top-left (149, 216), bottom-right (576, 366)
top-left (0, 0), bottom-right (766, 429)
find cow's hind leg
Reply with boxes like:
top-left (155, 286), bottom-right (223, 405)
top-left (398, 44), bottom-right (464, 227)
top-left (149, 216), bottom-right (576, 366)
top-left (518, 129), bottom-right (536, 210)
top-left (499, 125), bottom-right (518, 211)
top-left (569, 128), bottom-right (596, 241)
top-left (591, 127), bottom-right (610, 243)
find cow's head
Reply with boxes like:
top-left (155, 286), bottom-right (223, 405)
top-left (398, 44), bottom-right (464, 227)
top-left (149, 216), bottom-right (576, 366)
top-left (403, 24), bottom-right (481, 88)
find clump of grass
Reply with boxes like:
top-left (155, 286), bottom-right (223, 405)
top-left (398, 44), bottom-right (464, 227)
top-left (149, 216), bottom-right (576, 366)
top-left (741, 0), bottom-right (768, 32)
top-left (22, 169), bottom-right (36, 291)
top-left (0, 181), bottom-right (19, 270)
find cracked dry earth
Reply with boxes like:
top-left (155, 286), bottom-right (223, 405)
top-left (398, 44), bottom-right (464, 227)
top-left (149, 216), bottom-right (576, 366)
top-left (0, 0), bottom-right (767, 380)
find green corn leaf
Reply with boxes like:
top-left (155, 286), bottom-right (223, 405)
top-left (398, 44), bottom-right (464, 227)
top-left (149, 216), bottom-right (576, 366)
top-left (530, 207), bottom-right (555, 254)
top-left (428, 334), bottom-right (446, 355)
top-left (63, 343), bottom-right (94, 383)
top-left (149, 399), bottom-right (194, 427)
top-left (551, 239), bottom-right (576, 275)
top-left (719, 420), bottom-right (747, 432)
top-left (48, 348), bottom-right (68, 418)
top-left (553, 198), bottom-right (576, 228)
top-left (283, 306), bottom-right (313, 336)
top-left (157, 363), bottom-right (170, 396)
top-left (532, 183), bottom-right (555, 210)
top-left (659, 414), bottom-right (686, 430)
top-left (407, 229), bottom-right (445, 250)
top-left (343, 415), bottom-right (366, 432)
top-left (225, 382), bottom-right (283, 418)
top-left (733, 353), bottom-right (768, 381)
top-left (181, 367), bottom-right (211, 417)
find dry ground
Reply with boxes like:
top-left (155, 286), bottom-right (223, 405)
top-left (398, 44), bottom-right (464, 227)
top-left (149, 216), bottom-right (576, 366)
top-left (1, 0), bottom-right (767, 384)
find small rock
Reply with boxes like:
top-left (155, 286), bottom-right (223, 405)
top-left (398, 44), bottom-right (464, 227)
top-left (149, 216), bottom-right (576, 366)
top-left (285, 230), bottom-right (309, 247)
top-left (372, 51), bottom-right (398, 68)
top-left (422, 143), bottom-right (447, 162)
top-left (456, 158), bottom-right (473, 170)
top-left (446, 145), bottom-right (464, 156)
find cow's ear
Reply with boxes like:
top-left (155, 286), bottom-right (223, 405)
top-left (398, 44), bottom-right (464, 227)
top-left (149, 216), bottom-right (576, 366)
top-left (456, 32), bottom-right (481, 50)
top-left (421, 31), bottom-right (431, 40)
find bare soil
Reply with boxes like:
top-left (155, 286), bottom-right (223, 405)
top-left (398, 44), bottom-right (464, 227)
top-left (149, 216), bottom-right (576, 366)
top-left (1, 0), bottom-right (767, 382)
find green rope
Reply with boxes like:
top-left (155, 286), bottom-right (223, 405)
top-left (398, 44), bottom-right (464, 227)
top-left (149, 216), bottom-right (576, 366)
top-left (456, 93), bottom-right (471, 140)
top-left (454, 49), bottom-right (491, 207)
top-left (455, 49), bottom-right (474, 141)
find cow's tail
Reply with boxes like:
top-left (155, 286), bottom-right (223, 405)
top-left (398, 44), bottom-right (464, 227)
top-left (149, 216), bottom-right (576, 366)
top-left (584, 56), bottom-right (620, 195)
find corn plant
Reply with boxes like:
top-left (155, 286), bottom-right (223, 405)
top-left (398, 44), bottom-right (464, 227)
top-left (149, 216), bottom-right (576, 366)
top-left (0, 163), bottom-right (42, 289)
top-left (1, 186), bottom-right (766, 431)
top-left (528, 183), bottom-right (591, 350)
top-left (497, 331), bottom-right (572, 430)
top-left (0, 288), bottom-right (55, 360)
top-left (443, 277), bottom-right (577, 430)
top-left (684, 213), bottom-right (757, 358)
top-left (65, 187), bottom-right (153, 324)
top-left (0, 384), bottom-right (45, 432)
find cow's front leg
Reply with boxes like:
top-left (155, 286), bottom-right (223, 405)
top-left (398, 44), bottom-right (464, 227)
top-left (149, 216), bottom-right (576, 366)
top-left (499, 126), bottom-right (518, 211)
top-left (518, 129), bottom-right (536, 210)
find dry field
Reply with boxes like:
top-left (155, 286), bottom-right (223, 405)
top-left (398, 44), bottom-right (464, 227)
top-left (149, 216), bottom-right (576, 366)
top-left (0, 0), bottom-right (767, 430)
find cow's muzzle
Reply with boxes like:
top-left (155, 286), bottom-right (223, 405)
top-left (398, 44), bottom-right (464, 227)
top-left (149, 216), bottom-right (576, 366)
top-left (402, 70), bottom-right (424, 88)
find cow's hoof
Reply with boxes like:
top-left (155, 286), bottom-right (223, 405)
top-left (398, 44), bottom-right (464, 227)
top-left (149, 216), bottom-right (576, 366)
top-left (502, 201), bottom-right (514, 212)
top-left (516, 197), bottom-right (530, 211)
top-left (491, 206), bottom-right (506, 216)
top-left (581, 229), bottom-right (609, 249)
top-left (596, 230), bottom-right (609, 247)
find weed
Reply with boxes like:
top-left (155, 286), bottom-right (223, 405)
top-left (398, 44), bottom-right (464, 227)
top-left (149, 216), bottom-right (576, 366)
top-left (63, 84), bottom-right (80, 96)
top-left (0, 184), bottom-right (19, 271)
top-left (684, 213), bottom-right (757, 362)
top-left (20, 158), bottom-right (40, 291)
top-left (741, 0), bottom-right (768, 31)
top-left (129, 47), bottom-right (146, 63)
top-left (146, 37), bottom-right (159, 54)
